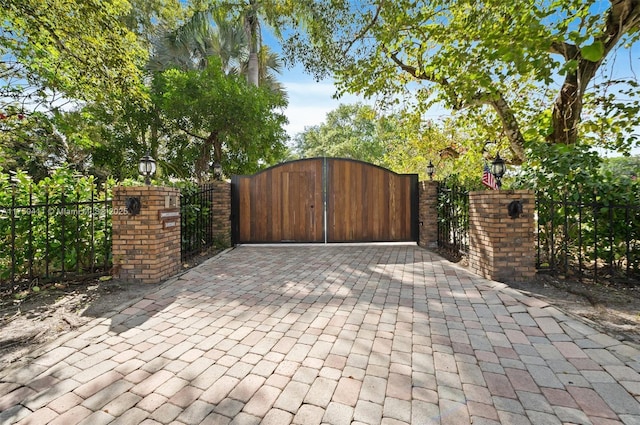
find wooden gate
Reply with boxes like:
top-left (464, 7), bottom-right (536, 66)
top-left (231, 158), bottom-right (418, 243)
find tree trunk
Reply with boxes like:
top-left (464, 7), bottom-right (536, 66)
top-left (195, 131), bottom-right (221, 183)
top-left (548, 61), bottom-right (598, 145)
top-left (548, 0), bottom-right (640, 145)
top-left (247, 52), bottom-right (259, 86)
top-left (245, 1), bottom-right (260, 87)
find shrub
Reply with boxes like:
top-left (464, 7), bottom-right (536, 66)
top-left (0, 168), bottom-right (113, 284)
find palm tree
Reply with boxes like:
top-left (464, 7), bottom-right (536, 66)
top-left (243, 0), bottom-right (260, 87)
top-left (147, 5), bottom-right (284, 97)
top-left (147, 9), bottom-right (246, 73)
top-left (240, 44), bottom-right (287, 99)
top-left (146, 5), bottom-right (287, 181)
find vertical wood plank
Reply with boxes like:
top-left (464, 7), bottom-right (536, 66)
top-left (234, 158), bottom-right (416, 243)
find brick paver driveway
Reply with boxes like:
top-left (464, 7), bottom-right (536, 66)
top-left (1, 244), bottom-right (640, 425)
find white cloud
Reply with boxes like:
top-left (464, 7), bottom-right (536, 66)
top-left (282, 80), bottom-right (371, 138)
top-left (284, 104), bottom-right (333, 136)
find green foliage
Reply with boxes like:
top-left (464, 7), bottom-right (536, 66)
top-left (601, 156), bottom-right (640, 179)
top-left (153, 57), bottom-right (289, 180)
top-left (66, 94), bottom-right (160, 183)
top-left (0, 168), bottom-right (113, 284)
top-left (436, 177), bottom-right (470, 254)
top-left (580, 41), bottom-right (605, 62)
top-left (381, 114), bottom-right (492, 186)
top-left (0, 0), bottom-right (180, 182)
top-left (294, 104), bottom-right (386, 163)
top-left (276, 0), bottom-right (640, 161)
top-left (515, 142), bottom-right (603, 193)
top-left (123, 0), bottom-right (184, 46)
top-left (0, 0), bottom-right (147, 104)
top-left (0, 1), bottom-right (291, 184)
top-left (0, 110), bottom-right (64, 181)
top-left (293, 103), bottom-right (489, 183)
top-left (515, 144), bottom-right (640, 279)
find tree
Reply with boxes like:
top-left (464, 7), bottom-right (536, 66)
top-left (122, 0), bottom-right (184, 47)
top-left (0, 110), bottom-right (65, 180)
top-left (148, 7), bottom-right (286, 96)
top-left (293, 103), bottom-right (476, 181)
top-left (294, 104), bottom-right (386, 163)
top-left (153, 58), bottom-right (289, 181)
top-left (0, 0), bottom-right (186, 181)
top-left (148, 9), bottom-right (243, 72)
top-left (601, 155), bottom-right (640, 179)
top-left (0, 0), bottom-right (147, 108)
top-left (188, 0), bottom-right (297, 88)
top-left (276, 0), bottom-right (640, 163)
top-left (242, 0), bottom-right (261, 87)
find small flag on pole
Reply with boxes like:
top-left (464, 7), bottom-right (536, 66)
top-left (482, 163), bottom-right (498, 190)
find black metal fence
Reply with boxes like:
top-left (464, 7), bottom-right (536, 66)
top-left (0, 185), bottom-right (112, 285)
top-left (536, 192), bottom-right (640, 284)
top-left (434, 183), bottom-right (640, 284)
top-left (180, 183), bottom-right (216, 262)
top-left (437, 183), bottom-right (469, 256)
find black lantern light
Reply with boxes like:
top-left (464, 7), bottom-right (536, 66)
top-left (491, 153), bottom-right (506, 189)
top-left (426, 161), bottom-right (435, 181)
top-left (212, 162), bottom-right (223, 181)
top-left (138, 152), bottom-right (156, 185)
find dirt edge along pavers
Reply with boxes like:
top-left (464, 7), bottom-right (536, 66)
top-left (0, 244), bottom-right (638, 425)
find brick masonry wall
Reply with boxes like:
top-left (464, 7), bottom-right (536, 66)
top-left (209, 181), bottom-right (231, 247)
top-left (419, 181), bottom-right (439, 249)
top-left (112, 186), bottom-right (181, 284)
top-left (467, 190), bottom-right (536, 283)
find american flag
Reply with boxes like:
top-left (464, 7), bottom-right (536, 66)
top-left (482, 163), bottom-right (498, 190)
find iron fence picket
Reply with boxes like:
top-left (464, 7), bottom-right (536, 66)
top-left (10, 186), bottom-right (16, 281)
top-left (1, 182), bottom-right (112, 285)
top-left (75, 189), bottom-right (81, 274)
top-left (61, 192), bottom-right (66, 278)
top-left (437, 183), bottom-right (469, 257)
top-left (181, 184), bottom-right (216, 262)
top-left (535, 192), bottom-right (639, 284)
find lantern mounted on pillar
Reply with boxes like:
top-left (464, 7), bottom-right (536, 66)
top-left (426, 161), bottom-right (435, 181)
top-left (138, 152), bottom-right (157, 185)
top-left (490, 153), bottom-right (506, 189)
top-left (212, 162), bottom-right (223, 181)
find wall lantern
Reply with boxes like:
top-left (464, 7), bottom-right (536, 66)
top-left (138, 152), bottom-right (156, 185)
top-left (426, 161), bottom-right (435, 181)
top-left (212, 162), bottom-right (223, 181)
top-left (491, 153), bottom-right (506, 189)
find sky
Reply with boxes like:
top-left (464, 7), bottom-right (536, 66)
top-left (262, 28), bottom-right (379, 140)
top-left (275, 59), bottom-right (370, 139)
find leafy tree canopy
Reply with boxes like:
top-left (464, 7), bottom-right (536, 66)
top-left (294, 103), bottom-right (385, 163)
top-left (123, 0), bottom-right (184, 46)
top-left (294, 103), bottom-right (484, 182)
top-left (275, 0), bottom-right (640, 165)
top-left (0, 0), bottom-right (148, 110)
top-left (153, 57), bottom-right (289, 180)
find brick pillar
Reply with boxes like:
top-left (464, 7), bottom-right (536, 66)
top-left (468, 190), bottom-right (536, 283)
top-left (210, 181), bottom-right (231, 247)
top-left (419, 181), bottom-right (439, 249)
top-left (112, 186), bottom-right (181, 284)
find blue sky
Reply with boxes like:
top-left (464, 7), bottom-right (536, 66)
top-left (263, 28), bottom-right (377, 139)
top-left (280, 71), bottom-right (363, 137)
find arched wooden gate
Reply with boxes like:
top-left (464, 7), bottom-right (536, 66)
top-left (231, 158), bottom-right (418, 243)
